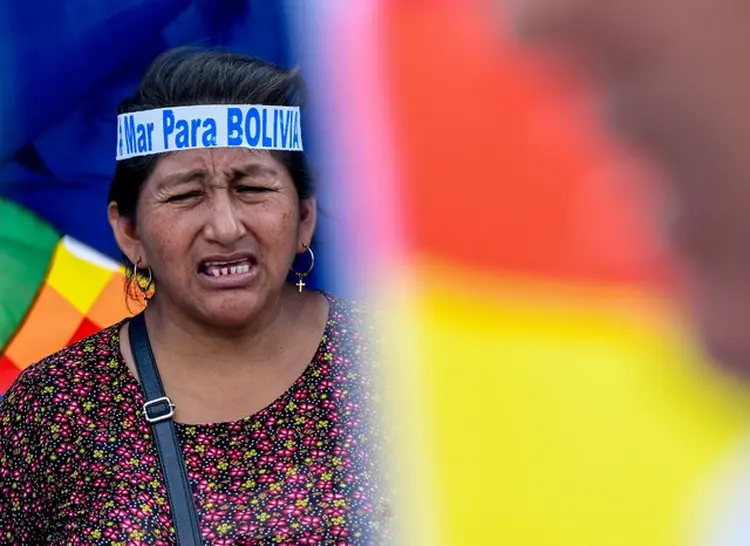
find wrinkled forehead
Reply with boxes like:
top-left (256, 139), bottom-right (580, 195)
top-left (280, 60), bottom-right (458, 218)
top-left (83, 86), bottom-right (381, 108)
top-left (146, 148), bottom-right (284, 188)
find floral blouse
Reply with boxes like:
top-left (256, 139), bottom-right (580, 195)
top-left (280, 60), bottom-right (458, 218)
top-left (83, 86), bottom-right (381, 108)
top-left (0, 294), bottom-right (390, 545)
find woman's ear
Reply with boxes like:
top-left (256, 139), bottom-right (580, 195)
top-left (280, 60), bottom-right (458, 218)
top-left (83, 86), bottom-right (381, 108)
top-left (108, 202), bottom-right (147, 267)
top-left (297, 197), bottom-right (318, 251)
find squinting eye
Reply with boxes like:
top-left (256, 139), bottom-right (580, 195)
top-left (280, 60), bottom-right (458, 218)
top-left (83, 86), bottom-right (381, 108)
top-left (166, 191), bottom-right (203, 202)
top-left (237, 185), bottom-right (267, 193)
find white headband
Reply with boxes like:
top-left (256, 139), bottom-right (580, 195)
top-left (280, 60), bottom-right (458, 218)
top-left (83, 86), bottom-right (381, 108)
top-left (116, 104), bottom-right (303, 160)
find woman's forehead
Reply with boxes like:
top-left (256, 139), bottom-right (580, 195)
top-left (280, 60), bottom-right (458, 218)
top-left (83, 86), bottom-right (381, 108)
top-left (149, 148), bottom-right (284, 184)
top-left (155, 148), bottom-right (276, 171)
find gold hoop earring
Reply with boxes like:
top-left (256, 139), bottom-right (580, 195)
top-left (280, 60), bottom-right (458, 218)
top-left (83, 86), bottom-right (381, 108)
top-left (290, 244), bottom-right (315, 293)
top-left (133, 258), bottom-right (154, 303)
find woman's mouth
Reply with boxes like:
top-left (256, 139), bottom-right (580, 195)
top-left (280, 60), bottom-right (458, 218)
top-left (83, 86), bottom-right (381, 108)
top-left (200, 258), bottom-right (254, 277)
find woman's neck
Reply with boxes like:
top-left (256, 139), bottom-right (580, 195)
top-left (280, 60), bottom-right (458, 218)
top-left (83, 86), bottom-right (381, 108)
top-left (119, 287), bottom-right (330, 424)
top-left (143, 287), bottom-right (312, 377)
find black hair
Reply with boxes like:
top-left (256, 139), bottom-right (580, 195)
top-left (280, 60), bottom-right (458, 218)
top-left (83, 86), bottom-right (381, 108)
top-left (107, 46), bottom-right (315, 304)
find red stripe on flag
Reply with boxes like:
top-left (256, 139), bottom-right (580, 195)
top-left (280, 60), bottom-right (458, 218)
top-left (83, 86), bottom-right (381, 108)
top-left (0, 354), bottom-right (21, 394)
top-left (67, 317), bottom-right (102, 346)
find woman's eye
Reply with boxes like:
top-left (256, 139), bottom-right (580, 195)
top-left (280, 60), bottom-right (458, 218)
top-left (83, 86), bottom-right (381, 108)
top-left (237, 185), bottom-right (267, 193)
top-left (166, 191), bottom-right (203, 202)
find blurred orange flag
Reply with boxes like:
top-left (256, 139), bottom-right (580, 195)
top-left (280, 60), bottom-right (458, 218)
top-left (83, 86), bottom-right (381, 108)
top-left (320, 1), bottom-right (750, 544)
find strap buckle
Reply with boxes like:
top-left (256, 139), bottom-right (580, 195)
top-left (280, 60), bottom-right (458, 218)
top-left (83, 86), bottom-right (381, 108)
top-left (143, 396), bottom-right (176, 424)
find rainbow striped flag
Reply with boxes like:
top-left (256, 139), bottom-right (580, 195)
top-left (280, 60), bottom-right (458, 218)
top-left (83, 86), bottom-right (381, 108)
top-left (0, 198), bottom-right (133, 390)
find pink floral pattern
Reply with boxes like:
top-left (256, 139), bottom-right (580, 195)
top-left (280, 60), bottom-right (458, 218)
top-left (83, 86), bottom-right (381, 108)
top-left (0, 295), bottom-right (390, 545)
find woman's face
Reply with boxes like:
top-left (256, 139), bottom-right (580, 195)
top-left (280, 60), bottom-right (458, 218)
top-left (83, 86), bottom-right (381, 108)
top-left (110, 147), bottom-right (316, 328)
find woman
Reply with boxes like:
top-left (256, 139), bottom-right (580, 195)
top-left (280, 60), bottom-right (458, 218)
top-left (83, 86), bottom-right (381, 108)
top-left (0, 48), bottom-right (390, 545)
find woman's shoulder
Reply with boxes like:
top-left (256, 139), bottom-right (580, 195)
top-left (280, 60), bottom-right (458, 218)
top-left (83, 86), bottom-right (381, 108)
top-left (321, 292), bottom-right (384, 369)
top-left (325, 291), bottom-right (378, 319)
top-left (325, 292), bottom-right (381, 334)
top-left (0, 322), bottom-right (123, 414)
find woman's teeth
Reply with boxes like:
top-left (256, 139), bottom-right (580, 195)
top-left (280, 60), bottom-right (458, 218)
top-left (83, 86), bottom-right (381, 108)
top-left (204, 261), bottom-right (251, 277)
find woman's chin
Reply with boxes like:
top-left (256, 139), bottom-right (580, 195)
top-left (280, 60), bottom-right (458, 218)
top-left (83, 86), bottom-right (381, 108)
top-left (195, 294), bottom-right (272, 330)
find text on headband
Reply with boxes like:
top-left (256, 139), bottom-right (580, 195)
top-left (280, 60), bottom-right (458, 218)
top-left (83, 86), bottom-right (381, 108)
top-left (116, 104), bottom-right (303, 160)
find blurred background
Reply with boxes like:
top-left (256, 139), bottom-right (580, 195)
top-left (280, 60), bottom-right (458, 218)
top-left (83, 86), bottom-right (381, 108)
top-left (2, 0), bottom-right (750, 544)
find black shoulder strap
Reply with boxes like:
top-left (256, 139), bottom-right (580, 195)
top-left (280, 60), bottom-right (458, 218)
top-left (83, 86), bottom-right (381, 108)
top-left (128, 312), bottom-right (203, 546)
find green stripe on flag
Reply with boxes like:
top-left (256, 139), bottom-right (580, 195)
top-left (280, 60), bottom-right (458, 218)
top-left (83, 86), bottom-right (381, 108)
top-left (0, 198), bottom-right (60, 351)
